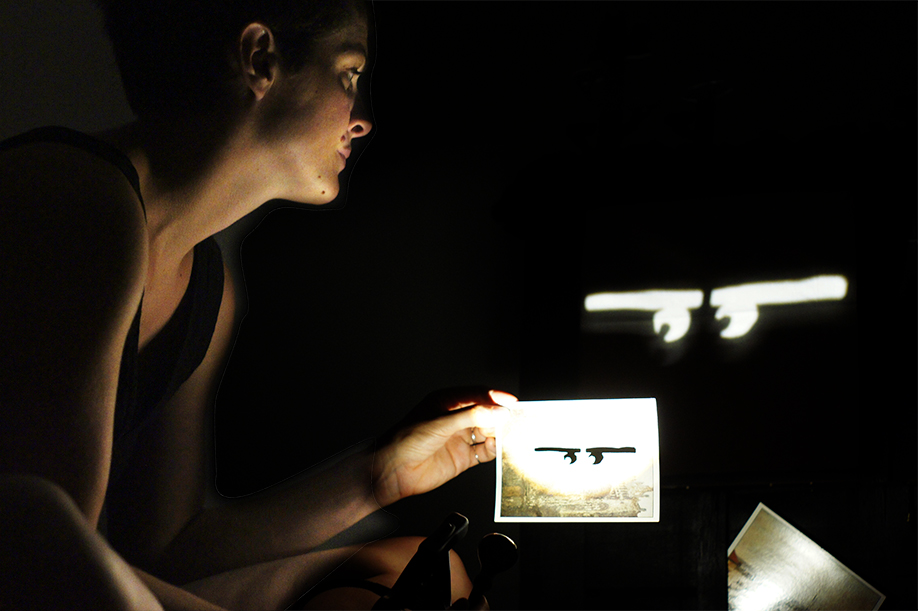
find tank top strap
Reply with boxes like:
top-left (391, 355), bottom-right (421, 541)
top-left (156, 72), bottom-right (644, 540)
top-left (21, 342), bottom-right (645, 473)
top-left (0, 126), bottom-right (145, 217)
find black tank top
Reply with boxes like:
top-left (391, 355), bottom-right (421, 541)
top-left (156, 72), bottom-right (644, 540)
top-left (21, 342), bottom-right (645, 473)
top-left (0, 126), bottom-right (225, 490)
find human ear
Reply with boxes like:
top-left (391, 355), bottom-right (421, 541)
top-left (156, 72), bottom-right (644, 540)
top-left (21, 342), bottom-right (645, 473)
top-left (239, 22), bottom-right (278, 101)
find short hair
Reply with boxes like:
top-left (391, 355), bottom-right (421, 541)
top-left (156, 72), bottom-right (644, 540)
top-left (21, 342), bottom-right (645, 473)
top-left (95, 0), bottom-right (368, 119)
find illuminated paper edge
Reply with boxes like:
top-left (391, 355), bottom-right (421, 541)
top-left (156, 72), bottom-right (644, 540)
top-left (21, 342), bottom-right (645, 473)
top-left (494, 398), bottom-right (660, 523)
top-left (728, 503), bottom-right (886, 611)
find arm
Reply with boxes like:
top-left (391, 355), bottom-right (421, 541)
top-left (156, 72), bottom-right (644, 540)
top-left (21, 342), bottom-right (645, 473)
top-left (131, 568), bottom-right (228, 611)
top-left (109, 264), bottom-right (390, 581)
top-left (106, 250), bottom-right (514, 585)
top-left (151, 383), bottom-right (514, 583)
top-left (0, 473), bottom-right (229, 611)
top-left (0, 146), bottom-right (222, 608)
top-left (0, 143), bottom-right (147, 527)
top-left (125, 262), bottom-right (513, 584)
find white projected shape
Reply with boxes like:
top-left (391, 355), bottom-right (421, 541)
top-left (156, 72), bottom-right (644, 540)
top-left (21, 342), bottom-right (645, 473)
top-left (584, 290), bottom-right (704, 342)
top-left (710, 275), bottom-right (848, 339)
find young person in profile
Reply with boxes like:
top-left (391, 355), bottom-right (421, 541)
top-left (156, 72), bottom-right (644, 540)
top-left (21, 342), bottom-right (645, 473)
top-left (0, 1), bottom-right (514, 609)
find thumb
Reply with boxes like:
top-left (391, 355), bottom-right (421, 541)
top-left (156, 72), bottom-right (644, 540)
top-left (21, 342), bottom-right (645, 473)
top-left (488, 390), bottom-right (518, 407)
top-left (432, 405), bottom-right (511, 437)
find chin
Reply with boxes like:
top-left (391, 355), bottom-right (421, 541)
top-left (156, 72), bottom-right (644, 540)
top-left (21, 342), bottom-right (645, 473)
top-left (313, 187), bottom-right (340, 205)
top-left (293, 182), bottom-right (340, 205)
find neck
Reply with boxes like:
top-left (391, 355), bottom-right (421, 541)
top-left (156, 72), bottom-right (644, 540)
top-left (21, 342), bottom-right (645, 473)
top-left (96, 111), bottom-right (278, 273)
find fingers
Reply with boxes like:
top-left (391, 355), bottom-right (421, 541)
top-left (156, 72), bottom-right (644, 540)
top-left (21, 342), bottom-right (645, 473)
top-left (405, 406), bottom-right (506, 458)
top-left (400, 387), bottom-right (517, 433)
top-left (392, 387), bottom-right (516, 469)
top-left (468, 434), bottom-right (497, 465)
top-left (440, 407), bottom-right (506, 466)
top-left (488, 390), bottom-right (518, 407)
top-left (447, 405), bottom-right (512, 433)
top-left (429, 386), bottom-right (495, 412)
top-left (425, 387), bottom-right (518, 413)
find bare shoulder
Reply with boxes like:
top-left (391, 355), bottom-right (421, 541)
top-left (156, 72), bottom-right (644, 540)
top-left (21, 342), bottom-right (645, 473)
top-left (0, 139), bottom-right (148, 366)
top-left (0, 140), bottom-right (147, 277)
top-left (0, 141), bottom-right (148, 523)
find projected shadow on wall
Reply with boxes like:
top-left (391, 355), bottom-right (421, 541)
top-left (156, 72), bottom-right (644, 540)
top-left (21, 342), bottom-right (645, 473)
top-left (583, 275), bottom-right (848, 343)
top-left (565, 193), bottom-right (860, 479)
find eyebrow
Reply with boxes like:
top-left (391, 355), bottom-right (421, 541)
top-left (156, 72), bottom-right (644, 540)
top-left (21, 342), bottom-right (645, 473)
top-left (336, 42), bottom-right (368, 58)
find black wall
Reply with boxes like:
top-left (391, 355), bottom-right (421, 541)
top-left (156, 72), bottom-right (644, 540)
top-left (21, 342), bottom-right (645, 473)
top-left (3, 2), bottom-right (914, 609)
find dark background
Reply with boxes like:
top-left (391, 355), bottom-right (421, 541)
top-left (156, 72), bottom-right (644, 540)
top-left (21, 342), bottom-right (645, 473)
top-left (2, 2), bottom-right (915, 609)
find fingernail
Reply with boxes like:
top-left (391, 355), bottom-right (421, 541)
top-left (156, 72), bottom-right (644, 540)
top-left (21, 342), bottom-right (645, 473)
top-left (489, 390), bottom-right (518, 406)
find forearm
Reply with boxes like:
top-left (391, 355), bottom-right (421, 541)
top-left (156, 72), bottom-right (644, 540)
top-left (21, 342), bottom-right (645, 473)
top-left (154, 440), bottom-right (391, 583)
top-left (132, 567), bottom-right (228, 611)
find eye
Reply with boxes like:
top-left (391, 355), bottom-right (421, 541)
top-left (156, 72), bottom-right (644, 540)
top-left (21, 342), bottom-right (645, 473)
top-left (343, 68), bottom-right (363, 92)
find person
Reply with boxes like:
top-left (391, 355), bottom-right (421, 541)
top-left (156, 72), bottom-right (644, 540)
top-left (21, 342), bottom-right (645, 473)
top-left (0, 0), bottom-right (516, 609)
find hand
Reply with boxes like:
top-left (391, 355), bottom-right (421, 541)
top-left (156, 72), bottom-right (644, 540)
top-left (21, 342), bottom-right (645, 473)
top-left (371, 387), bottom-right (517, 507)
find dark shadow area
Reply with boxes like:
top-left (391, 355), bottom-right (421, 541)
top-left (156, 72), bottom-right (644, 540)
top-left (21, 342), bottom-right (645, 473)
top-left (212, 3), bottom-right (914, 609)
top-left (489, 4), bottom-right (914, 609)
top-left (1, 2), bottom-right (914, 609)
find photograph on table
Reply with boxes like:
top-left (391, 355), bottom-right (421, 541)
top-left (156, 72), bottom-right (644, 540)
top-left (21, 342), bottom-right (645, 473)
top-left (728, 503), bottom-right (885, 611)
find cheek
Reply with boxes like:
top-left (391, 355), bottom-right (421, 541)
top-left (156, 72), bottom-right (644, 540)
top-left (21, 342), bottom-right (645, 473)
top-left (257, 95), bottom-right (316, 142)
top-left (283, 101), bottom-right (353, 162)
top-left (316, 94), bottom-right (356, 141)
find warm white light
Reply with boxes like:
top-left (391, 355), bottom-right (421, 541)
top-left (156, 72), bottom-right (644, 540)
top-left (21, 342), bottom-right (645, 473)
top-left (584, 290), bottom-right (705, 342)
top-left (731, 579), bottom-right (787, 611)
top-left (499, 399), bottom-right (659, 503)
top-left (584, 275), bottom-right (848, 341)
top-left (710, 275), bottom-right (848, 338)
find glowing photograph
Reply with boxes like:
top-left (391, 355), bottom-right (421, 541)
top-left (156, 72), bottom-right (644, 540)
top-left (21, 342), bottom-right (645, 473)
top-left (495, 398), bottom-right (660, 522)
top-left (728, 504), bottom-right (885, 610)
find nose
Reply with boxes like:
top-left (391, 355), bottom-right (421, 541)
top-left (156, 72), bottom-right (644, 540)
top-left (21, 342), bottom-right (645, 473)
top-left (348, 95), bottom-right (373, 139)
top-left (349, 118), bottom-right (372, 139)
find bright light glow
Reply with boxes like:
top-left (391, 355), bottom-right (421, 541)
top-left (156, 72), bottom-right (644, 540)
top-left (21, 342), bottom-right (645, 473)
top-left (583, 275), bottom-right (848, 341)
top-left (498, 399), bottom-right (659, 522)
top-left (584, 290), bottom-right (704, 342)
top-left (731, 579), bottom-right (787, 611)
top-left (710, 275), bottom-right (848, 338)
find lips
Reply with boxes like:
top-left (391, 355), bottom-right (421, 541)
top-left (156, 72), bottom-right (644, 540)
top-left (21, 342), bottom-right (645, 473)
top-left (338, 148), bottom-right (352, 160)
